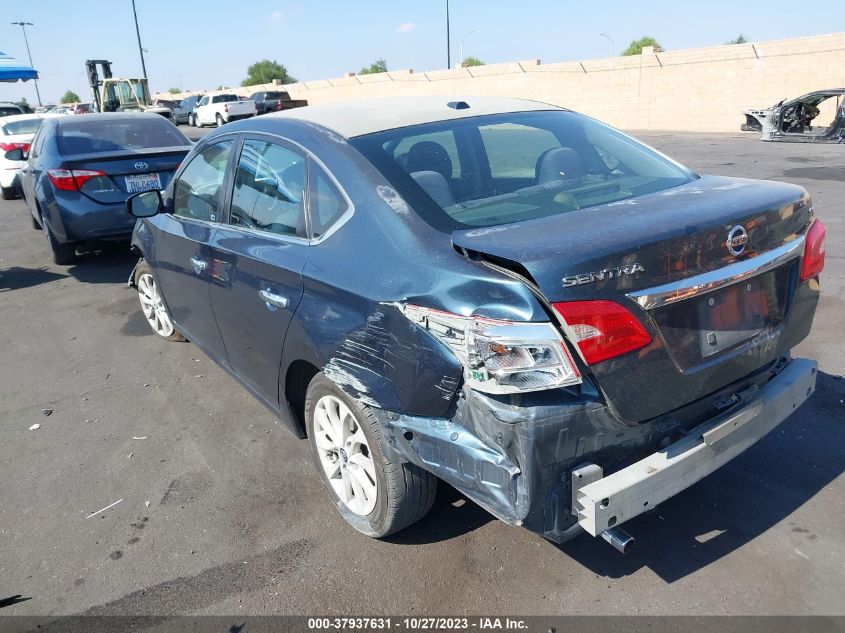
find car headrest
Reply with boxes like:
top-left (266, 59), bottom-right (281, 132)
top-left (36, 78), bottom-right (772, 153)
top-left (406, 141), bottom-right (453, 181)
top-left (535, 147), bottom-right (587, 183)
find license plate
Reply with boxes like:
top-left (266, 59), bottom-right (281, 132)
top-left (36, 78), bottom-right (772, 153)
top-left (126, 173), bottom-right (161, 193)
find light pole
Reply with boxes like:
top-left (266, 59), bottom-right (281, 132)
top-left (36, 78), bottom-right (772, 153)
top-left (11, 21), bottom-right (42, 106)
top-left (445, 0), bottom-right (452, 69)
top-left (131, 0), bottom-right (148, 80)
top-left (600, 33), bottom-right (614, 57)
top-left (460, 29), bottom-right (477, 66)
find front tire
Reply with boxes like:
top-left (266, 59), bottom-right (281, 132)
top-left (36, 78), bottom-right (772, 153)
top-left (41, 211), bottom-right (76, 264)
top-left (1, 186), bottom-right (15, 200)
top-left (305, 373), bottom-right (436, 538)
top-left (135, 261), bottom-right (185, 342)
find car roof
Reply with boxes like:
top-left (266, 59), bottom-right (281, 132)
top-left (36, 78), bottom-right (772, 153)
top-left (0, 112), bottom-right (59, 124)
top-left (52, 112), bottom-right (167, 126)
top-left (266, 95), bottom-right (562, 138)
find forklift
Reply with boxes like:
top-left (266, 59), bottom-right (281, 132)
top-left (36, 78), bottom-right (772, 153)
top-left (85, 60), bottom-right (173, 120)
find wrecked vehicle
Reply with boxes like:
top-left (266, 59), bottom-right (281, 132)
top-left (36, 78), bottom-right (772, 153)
top-left (742, 89), bottom-right (845, 142)
top-left (126, 96), bottom-right (823, 550)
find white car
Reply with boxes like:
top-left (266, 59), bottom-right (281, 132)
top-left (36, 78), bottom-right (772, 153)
top-left (0, 113), bottom-right (59, 200)
top-left (192, 93), bottom-right (256, 127)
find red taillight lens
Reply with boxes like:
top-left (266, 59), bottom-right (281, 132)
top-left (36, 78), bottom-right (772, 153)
top-left (800, 220), bottom-right (825, 282)
top-left (47, 169), bottom-right (106, 191)
top-left (0, 142), bottom-right (30, 153)
top-left (552, 300), bottom-right (652, 365)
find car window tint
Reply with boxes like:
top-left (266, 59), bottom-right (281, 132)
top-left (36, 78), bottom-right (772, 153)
top-left (479, 123), bottom-right (560, 180)
top-left (2, 119), bottom-right (43, 136)
top-left (388, 130), bottom-right (461, 179)
top-left (310, 165), bottom-right (348, 239)
top-left (57, 119), bottom-right (189, 154)
top-left (230, 140), bottom-right (306, 237)
top-left (173, 140), bottom-right (233, 222)
top-left (30, 126), bottom-right (47, 158)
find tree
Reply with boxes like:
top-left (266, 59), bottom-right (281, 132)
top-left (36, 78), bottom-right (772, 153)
top-left (621, 36), bottom-right (663, 56)
top-left (61, 90), bottom-right (80, 104)
top-left (359, 59), bottom-right (388, 75)
top-left (726, 34), bottom-right (749, 45)
top-left (462, 56), bottom-right (484, 67)
top-left (167, 87), bottom-right (181, 94)
top-left (241, 59), bottom-right (296, 87)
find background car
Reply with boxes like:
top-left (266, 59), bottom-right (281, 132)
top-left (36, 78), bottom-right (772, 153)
top-left (0, 113), bottom-right (59, 199)
top-left (172, 95), bottom-right (201, 126)
top-left (742, 88), bottom-right (845, 142)
top-left (0, 102), bottom-right (28, 117)
top-left (126, 96), bottom-right (822, 544)
top-left (250, 91), bottom-right (308, 114)
top-left (13, 112), bottom-right (192, 264)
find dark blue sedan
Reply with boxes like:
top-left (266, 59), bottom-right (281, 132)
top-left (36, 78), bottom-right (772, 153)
top-left (126, 97), bottom-right (821, 547)
top-left (13, 112), bottom-right (191, 264)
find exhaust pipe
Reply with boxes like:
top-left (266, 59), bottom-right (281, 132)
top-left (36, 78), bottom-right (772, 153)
top-left (601, 527), bottom-right (635, 553)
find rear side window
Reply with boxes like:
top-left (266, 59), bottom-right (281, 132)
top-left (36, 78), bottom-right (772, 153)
top-left (173, 141), bottom-right (233, 222)
top-left (230, 140), bottom-right (306, 237)
top-left (0, 106), bottom-right (23, 117)
top-left (309, 165), bottom-right (348, 239)
top-left (1, 118), bottom-right (43, 136)
top-left (57, 118), bottom-right (188, 154)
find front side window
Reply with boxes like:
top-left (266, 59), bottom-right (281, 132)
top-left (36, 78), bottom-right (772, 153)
top-left (173, 141), bottom-right (233, 222)
top-left (198, 97), bottom-right (209, 107)
top-left (352, 110), bottom-right (695, 231)
top-left (230, 140), bottom-right (306, 237)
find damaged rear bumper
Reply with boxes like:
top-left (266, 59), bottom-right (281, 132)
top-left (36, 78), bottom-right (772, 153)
top-left (372, 357), bottom-right (817, 543)
top-left (573, 358), bottom-right (817, 536)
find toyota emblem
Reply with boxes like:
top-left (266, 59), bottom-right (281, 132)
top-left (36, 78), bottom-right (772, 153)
top-left (726, 225), bottom-right (748, 256)
top-left (134, 161), bottom-right (149, 171)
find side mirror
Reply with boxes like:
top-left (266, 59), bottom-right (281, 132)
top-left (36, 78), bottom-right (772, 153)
top-left (4, 148), bottom-right (25, 161)
top-left (127, 190), bottom-right (163, 218)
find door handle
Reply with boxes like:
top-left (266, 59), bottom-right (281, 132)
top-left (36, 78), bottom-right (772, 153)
top-left (189, 256), bottom-right (208, 275)
top-left (259, 289), bottom-right (289, 310)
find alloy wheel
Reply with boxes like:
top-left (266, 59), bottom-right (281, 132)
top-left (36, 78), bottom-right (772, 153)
top-left (312, 394), bottom-right (378, 516)
top-left (137, 273), bottom-right (175, 338)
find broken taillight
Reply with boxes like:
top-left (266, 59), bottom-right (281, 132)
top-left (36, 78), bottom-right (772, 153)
top-left (800, 219), bottom-right (825, 282)
top-left (402, 305), bottom-right (581, 394)
top-left (552, 300), bottom-right (651, 365)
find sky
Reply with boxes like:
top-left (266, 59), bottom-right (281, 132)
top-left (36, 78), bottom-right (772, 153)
top-left (2, 0), bottom-right (844, 105)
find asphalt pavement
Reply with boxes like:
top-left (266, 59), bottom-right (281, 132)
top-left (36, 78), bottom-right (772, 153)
top-left (1, 129), bottom-right (843, 618)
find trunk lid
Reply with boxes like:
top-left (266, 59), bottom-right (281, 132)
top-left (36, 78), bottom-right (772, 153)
top-left (61, 148), bottom-right (188, 204)
top-left (452, 175), bottom-right (814, 422)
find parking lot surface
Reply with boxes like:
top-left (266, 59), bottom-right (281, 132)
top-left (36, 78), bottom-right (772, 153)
top-left (1, 130), bottom-right (844, 617)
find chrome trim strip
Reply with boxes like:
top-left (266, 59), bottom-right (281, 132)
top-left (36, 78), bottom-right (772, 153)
top-left (627, 236), bottom-right (805, 310)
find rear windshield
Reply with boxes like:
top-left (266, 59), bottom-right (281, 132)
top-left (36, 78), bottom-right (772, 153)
top-left (214, 94), bottom-right (239, 103)
top-left (351, 110), bottom-right (696, 231)
top-left (57, 118), bottom-right (189, 155)
top-left (2, 118), bottom-right (42, 136)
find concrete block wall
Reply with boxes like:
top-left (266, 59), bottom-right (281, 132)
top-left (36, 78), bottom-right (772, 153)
top-left (158, 33), bottom-right (845, 133)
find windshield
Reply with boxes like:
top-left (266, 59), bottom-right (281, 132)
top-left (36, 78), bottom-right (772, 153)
top-left (351, 110), bottom-right (696, 231)
top-left (57, 118), bottom-right (189, 154)
top-left (2, 118), bottom-right (43, 135)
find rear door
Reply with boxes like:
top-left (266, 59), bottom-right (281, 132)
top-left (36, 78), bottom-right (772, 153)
top-left (207, 135), bottom-right (309, 407)
top-left (150, 139), bottom-right (234, 363)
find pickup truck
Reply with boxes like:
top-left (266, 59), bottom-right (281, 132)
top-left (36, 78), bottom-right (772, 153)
top-left (193, 93), bottom-right (256, 127)
top-left (251, 90), bottom-right (309, 114)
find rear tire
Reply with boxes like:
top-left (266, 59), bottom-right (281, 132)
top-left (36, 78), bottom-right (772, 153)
top-left (41, 211), bottom-right (76, 265)
top-left (134, 260), bottom-right (185, 342)
top-left (1, 186), bottom-right (15, 200)
top-left (305, 373), bottom-right (436, 538)
top-left (215, 114), bottom-right (224, 127)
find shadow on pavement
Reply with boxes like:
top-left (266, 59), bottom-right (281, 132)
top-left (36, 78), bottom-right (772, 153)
top-left (557, 370), bottom-right (845, 583)
top-left (0, 595), bottom-right (31, 610)
top-left (0, 266), bottom-right (66, 291)
top-left (66, 244), bottom-right (137, 285)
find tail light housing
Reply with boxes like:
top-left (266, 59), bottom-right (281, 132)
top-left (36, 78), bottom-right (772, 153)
top-left (0, 142), bottom-right (30, 153)
top-left (402, 305), bottom-right (581, 394)
top-left (47, 169), bottom-right (106, 191)
top-left (552, 300), bottom-right (651, 365)
top-left (800, 219), bottom-right (825, 281)
top-left (224, 104), bottom-right (229, 113)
